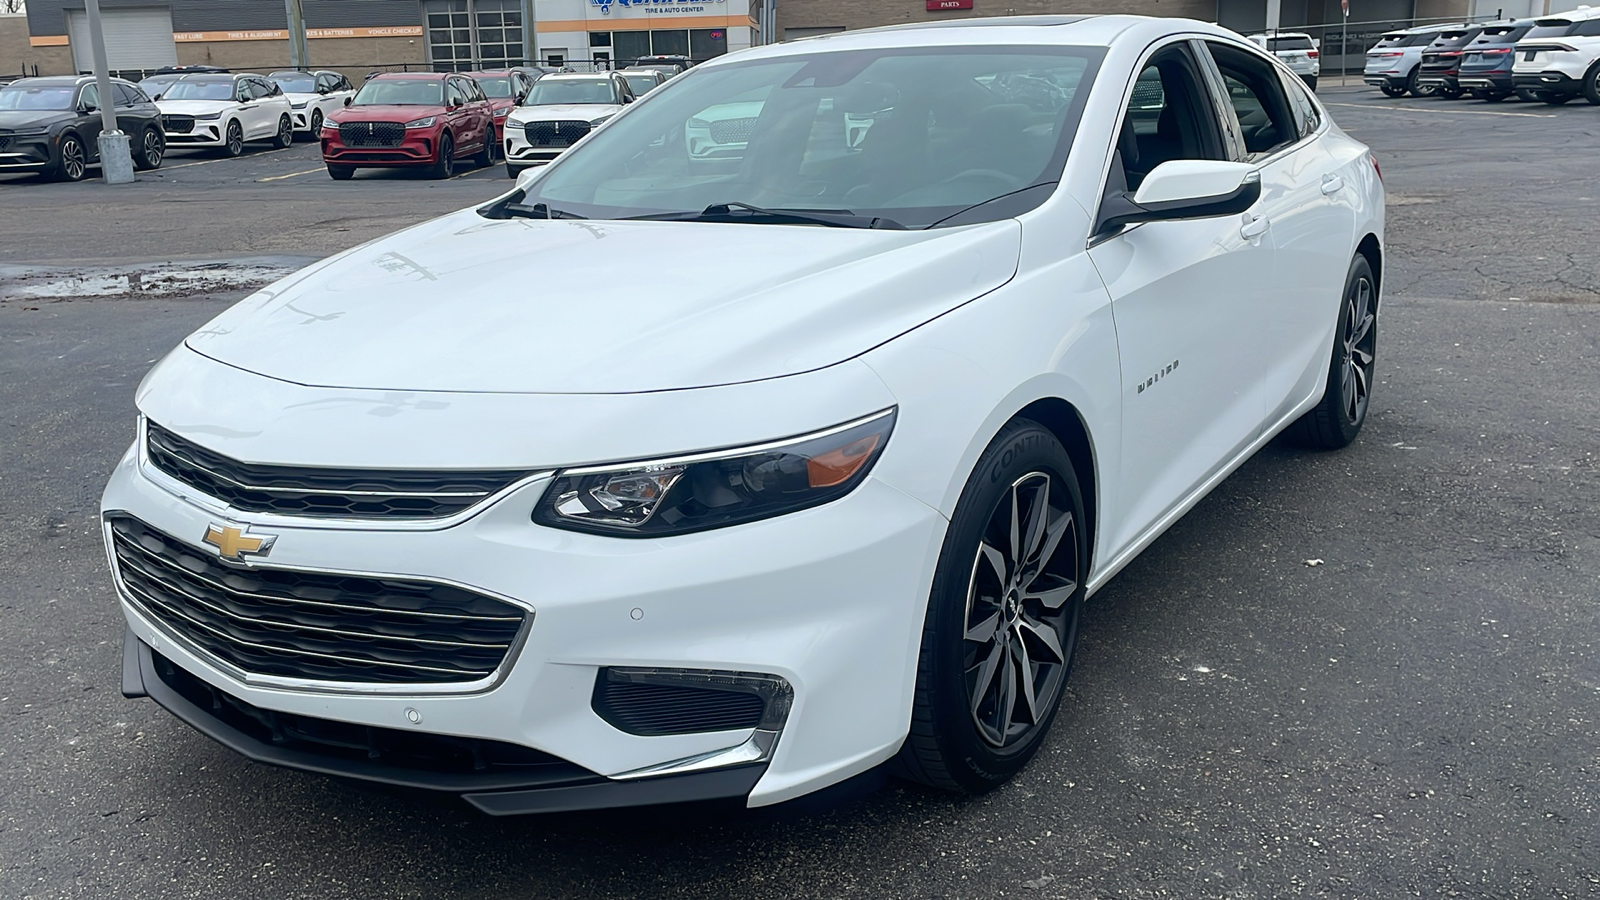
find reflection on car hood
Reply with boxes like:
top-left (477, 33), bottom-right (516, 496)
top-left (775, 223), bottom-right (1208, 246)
top-left (329, 104), bottom-right (446, 123)
top-left (509, 103), bottom-right (621, 122)
top-left (155, 99), bottom-right (239, 115)
top-left (0, 110), bottom-right (74, 130)
top-left (184, 210), bottom-right (1022, 394)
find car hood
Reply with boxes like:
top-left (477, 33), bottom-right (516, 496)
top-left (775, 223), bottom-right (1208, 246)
top-left (184, 210), bottom-right (1021, 394)
top-left (0, 109), bottom-right (74, 130)
top-left (330, 104), bottom-right (445, 123)
top-left (156, 99), bottom-right (237, 115)
top-left (510, 103), bottom-right (620, 122)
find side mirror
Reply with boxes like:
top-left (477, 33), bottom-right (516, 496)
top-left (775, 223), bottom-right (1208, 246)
top-left (79, 102), bottom-right (97, 114)
top-left (515, 167), bottom-right (540, 193)
top-left (1097, 160), bottom-right (1261, 234)
top-left (515, 93), bottom-right (527, 105)
top-left (449, 99), bottom-right (461, 110)
top-left (152, 93), bottom-right (163, 101)
top-left (343, 96), bottom-right (353, 106)
top-left (318, 86), bottom-right (330, 95)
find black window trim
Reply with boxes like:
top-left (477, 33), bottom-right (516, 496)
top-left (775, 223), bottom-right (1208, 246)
top-left (1198, 37), bottom-right (1317, 165)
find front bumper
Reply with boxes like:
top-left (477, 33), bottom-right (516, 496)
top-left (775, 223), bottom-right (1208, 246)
top-left (103, 388), bottom-right (944, 810)
top-left (0, 133), bottom-right (55, 171)
top-left (164, 121), bottom-right (226, 147)
top-left (322, 131), bottom-right (441, 167)
top-left (504, 122), bottom-right (585, 166)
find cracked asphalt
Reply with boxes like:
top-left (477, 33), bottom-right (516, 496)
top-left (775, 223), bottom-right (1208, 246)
top-left (1, 86), bottom-right (1598, 899)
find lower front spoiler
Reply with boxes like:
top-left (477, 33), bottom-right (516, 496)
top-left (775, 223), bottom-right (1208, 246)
top-left (121, 628), bottom-right (766, 815)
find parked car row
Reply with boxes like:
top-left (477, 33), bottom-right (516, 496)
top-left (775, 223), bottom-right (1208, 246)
top-left (0, 75), bottom-right (166, 180)
top-left (1366, 7), bottom-right (1600, 105)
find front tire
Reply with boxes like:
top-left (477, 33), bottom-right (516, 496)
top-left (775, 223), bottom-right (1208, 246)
top-left (895, 420), bottom-right (1087, 793)
top-left (303, 109), bottom-right (323, 142)
top-left (431, 133), bottom-right (455, 180)
top-left (506, 162), bottom-right (525, 179)
top-left (222, 119), bottom-right (245, 157)
top-left (326, 164), bottom-right (355, 180)
top-left (1284, 254), bottom-right (1378, 450)
top-left (1540, 91), bottom-right (1573, 105)
top-left (133, 126), bottom-right (164, 170)
top-left (53, 133), bottom-right (88, 181)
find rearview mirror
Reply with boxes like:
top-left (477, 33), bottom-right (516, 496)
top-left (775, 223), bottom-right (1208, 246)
top-left (1097, 160), bottom-right (1261, 234)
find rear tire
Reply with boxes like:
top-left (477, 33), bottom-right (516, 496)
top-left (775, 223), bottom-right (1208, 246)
top-left (326, 164), bottom-right (355, 180)
top-left (1475, 90), bottom-right (1508, 103)
top-left (431, 133), bottom-right (455, 179)
top-left (1582, 66), bottom-right (1600, 105)
top-left (1406, 69), bottom-right (1433, 97)
top-left (1303, 75), bottom-right (1318, 91)
top-left (1283, 254), bottom-right (1378, 451)
top-left (894, 420), bottom-right (1087, 794)
top-left (1438, 85), bottom-right (1462, 99)
top-left (1540, 91), bottom-right (1574, 105)
top-left (133, 126), bottom-right (164, 170)
top-left (1515, 89), bottom-right (1538, 102)
top-left (1380, 83), bottom-right (1407, 98)
top-left (474, 127), bottom-right (495, 167)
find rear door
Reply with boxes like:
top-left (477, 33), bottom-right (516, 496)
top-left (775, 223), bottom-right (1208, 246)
top-left (1202, 40), bottom-right (1352, 425)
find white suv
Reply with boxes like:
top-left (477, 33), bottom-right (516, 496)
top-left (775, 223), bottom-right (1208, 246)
top-left (155, 73), bottom-right (295, 156)
top-left (1512, 6), bottom-right (1600, 105)
top-left (1247, 32), bottom-right (1320, 89)
top-left (1364, 23), bottom-right (1464, 96)
top-left (503, 72), bottom-right (633, 176)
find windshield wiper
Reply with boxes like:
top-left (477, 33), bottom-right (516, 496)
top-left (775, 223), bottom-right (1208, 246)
top-left (477, 192), bottom-right (587, 221)
top-left (624, 201), bottom-right (904, 230)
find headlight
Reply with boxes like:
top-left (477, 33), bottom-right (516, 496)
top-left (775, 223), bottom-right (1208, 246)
top-left (493, 107), bottom-right (509, 118)
top-left (533, 409), bottom-right (896, 537)
top-left (687, 116), bottom-right (710, 128)
top-left (10, 127), bottom-right (48, 137)
top-left (590, 115), bottom-right (612, 126)
top-left (195, 113), bottom-right (222, 121)
top-left (291, 101), bottom-right (308, 109)
top-left (404, 116), bottom-right (436, 129)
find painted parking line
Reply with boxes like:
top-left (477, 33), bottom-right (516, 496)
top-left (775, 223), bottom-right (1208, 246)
top-left (258, 167), bottom-right (327, 182)
top-left (159, 146), bottom-right (305, 171)
top-left (1323, 102), bottom-right (1557, 119)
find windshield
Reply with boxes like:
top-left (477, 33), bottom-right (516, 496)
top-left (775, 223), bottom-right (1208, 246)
top-left (163, 81), bottom-right (236, 101)
top-left (353, 79), bottom-right (443, 105)
top-left (1265, 36), bottom-right (1315, 51)
top-left (476, 76), bottom-right (514, 98)
top-left (271, 73), bottom-right (316, 93)
top-left (525, 79), bottom-right (616, 105)
top-left (524, 47), bottom-right (1103, 230)
top-left (622, 73), bottom-right (660, 94)
top-left (0, 85), bottom-right (76, 110)
top-left (139, 76), bottom-right (180, 94)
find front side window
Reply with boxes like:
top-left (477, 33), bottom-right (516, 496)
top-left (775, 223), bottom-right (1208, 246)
top-left (1107, 45), bottom-right (1225, 195)
top-left (354, 79), bottom-right (446, 106)
top-left (1207, 43), bottom-right (1298, 158)
top-left (524, 46), bottom-right (1103, 229)
top-left (79, 84), bottom-right (100, 110)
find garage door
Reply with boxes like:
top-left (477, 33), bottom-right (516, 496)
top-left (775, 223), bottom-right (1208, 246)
top-left (67, 7), bottom-right (178, 73)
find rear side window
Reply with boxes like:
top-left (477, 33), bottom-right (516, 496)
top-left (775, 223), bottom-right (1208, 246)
top-left (1571, 19), bottom-right (1600, 37)
top-left (1207, 42), bottom-right (1298, 158)
top-left (1523, 23), bottom-right (1572, 39)
top-left (1280, 69), bottom-right (1321, 139)
top-left (1472, 26), bottom-right (1528, 44)
top-left (1372, 34), bottom-right (1407, 48)
top-left (1403, 32), bottom-right (1439, 47)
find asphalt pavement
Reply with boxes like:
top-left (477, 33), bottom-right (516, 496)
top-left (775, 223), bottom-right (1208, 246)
top-left (1, 86), bottom-right (1598, 899)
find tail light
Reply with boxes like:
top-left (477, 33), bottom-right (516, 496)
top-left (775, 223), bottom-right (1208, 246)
top-left (1370, 51), bottom-right (1404, 58)
top-left (1308, 49), bottom-right (1320, 58)
top-left (1483, 47), bottom-right (1511, 54)
top-left (1370, 155), bottom-right (1382, 182)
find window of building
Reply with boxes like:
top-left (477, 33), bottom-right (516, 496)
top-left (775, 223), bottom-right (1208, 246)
top-left (587, 28), bottom-right (728, 66)
top-left (425, 0), bottom-right (523, 71)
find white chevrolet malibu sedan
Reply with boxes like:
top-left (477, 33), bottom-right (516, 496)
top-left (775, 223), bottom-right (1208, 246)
top-left (105, 15), bottom-right (1383, 815)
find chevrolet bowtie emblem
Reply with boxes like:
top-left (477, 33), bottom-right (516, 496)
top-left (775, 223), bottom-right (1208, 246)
top-left (202, 524), bottom-right (276, 561)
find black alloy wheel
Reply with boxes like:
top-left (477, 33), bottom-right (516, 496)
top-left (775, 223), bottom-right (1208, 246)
top-left (54, 134), bottom-right (88, 181)
top-left (271, 115), bottom-right (293, 149)
top-left (1380, 83), bottom-right (1407, 98)
top-left (224, 120), bottom-right (245, 157)
top-left (432, 133), bottom-right (455, 179)
top-left (475, 125), bottom-right (496, 167)
top-left (307, 109), bottom-right (323, 141)
top-left (1515, 89), bottom-right (1539, 102)
top-left (895, 420), bottom-right (1087, 793)
top-left (1407, 69), bottom-right (1435, 97)
top-left (133, 127), bottom-right (164, 170)
top-left (1284, 254), bottom-right (1378, 450)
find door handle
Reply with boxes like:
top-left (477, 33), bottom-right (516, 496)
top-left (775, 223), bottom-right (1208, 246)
top-left (1240, 214), bottom-right (1270, 240)
top-left (1321, 174), bottom-right (1344, 195)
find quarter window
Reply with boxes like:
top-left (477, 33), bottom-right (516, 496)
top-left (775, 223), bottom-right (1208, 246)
top-left (1205, 43), bottom-right (1298, 159)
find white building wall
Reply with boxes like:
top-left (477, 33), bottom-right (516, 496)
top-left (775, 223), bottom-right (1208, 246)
top-left (532, 0), bottom-right (754, 66)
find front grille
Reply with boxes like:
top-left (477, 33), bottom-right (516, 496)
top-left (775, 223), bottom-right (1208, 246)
top-left (592, 669), bottom-right (769, 736)
top-left (0, 134), bottom-right (12, 151)
top-left (145, 421), bottom-right (531, 519)
top-left (149, 649), bottom-right (592, 785)
top-left (161, 115), bottom-right (194, 134)
top-left (524, 120), bottom-right (589, 148)
top-left (110, 515), bottom-right (528, 685)
top-left (707, 117), bottom-right (757, 145)
top-left (340, 121), bottom-right (405, 147)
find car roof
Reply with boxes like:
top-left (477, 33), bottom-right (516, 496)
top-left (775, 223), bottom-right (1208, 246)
top-left (1534, 5), bottom-right (1600, 22)
top-left (175, 73), bottom-right (245, 82)
top-left (370, 72), bottom-right (449, 81)
top-left (738, 15), bottom-right (1236, 59)
top-left (1247, 31), bottom-right (1314, 38)
top-left (541, 73), bottom-right (612, 81)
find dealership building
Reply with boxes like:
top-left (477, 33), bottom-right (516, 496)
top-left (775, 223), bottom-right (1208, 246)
top-left (14, 0), bottom-right (761, 80)
top-left (17, 0), bottom-right (1578, 82)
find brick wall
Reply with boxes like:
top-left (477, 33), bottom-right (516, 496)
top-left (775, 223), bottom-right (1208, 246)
top-left (776, 1), bottom-right (1219, 41)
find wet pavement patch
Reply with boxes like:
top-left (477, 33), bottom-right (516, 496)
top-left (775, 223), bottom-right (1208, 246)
top-left (0, 258), bottom-right (311, 302)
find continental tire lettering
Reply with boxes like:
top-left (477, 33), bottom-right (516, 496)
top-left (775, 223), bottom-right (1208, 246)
top-left (988, 433), bottom-right (1044, 484)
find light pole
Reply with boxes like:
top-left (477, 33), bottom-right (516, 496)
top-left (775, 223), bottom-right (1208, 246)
top-left (82, 0), bottom-right (134, 183)
top-left (284, 0), bottom-right (310, 70)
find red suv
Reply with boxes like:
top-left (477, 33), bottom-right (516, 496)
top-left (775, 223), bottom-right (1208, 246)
top-left (467, 68), bottom-right (545, 147)
top-left (321, 73), bottom-right (496, 180)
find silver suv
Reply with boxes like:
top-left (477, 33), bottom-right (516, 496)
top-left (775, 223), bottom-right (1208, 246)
top-left (1364, 23), bottom-right (1465, 96)
top-left (1247, 32), bottom-right (1321, 90)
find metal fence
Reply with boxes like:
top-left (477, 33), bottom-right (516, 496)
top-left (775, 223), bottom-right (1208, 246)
top-left (99, 55), bottom-right (708, 84)
top-left (1259, 13), bottom-right (1508, 77)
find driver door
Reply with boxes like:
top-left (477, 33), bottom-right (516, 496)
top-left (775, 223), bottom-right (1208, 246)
top-left (1087, 40), bottom-right (1281, 554)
